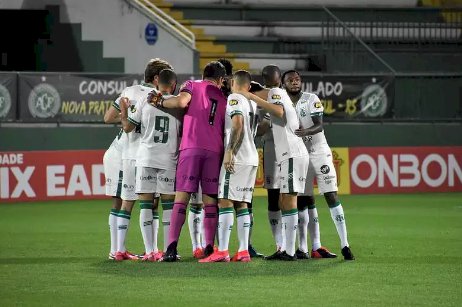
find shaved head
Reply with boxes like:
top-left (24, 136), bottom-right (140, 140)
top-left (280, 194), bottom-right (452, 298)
top-left (261, 65), bottom-right (281, 88)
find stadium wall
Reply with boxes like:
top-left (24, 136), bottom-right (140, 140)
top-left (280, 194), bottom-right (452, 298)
top-left (0, 0), bottom-right (195, 74)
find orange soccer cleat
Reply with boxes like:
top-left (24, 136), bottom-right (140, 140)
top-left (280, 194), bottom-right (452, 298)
top-left (115, 251), bottom-right (139, 261)
top-left (231, 250), bottom-right (251, 262)
top-left (193, 248), bottom-right (205, 259)
top-left (311, 247), bottom-right (337, 259)
top-left (198, 250), bottom-right (230, 263)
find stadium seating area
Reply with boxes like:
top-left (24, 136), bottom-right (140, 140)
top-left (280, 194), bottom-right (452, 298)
top-left (148, 0), bottom-right (462, 73)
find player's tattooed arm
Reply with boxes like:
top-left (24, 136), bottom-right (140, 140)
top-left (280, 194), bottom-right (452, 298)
top-left (224, 115), bottom-right (244, 173)
top-left (295, 114), bottom-right (323, 137)
top-left (154, 92), bottom-right (191, 109)
top-left (119, 97), bottom-right (135, 133)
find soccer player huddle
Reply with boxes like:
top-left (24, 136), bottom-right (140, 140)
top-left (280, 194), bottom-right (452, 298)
top-left (103, 58), bottom-right (355, 263)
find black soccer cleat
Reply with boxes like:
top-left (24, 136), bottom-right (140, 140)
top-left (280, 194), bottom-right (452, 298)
top-left (295, 249), bottom-right (310, 259)
top-left (248, 244), bottom-right (264, 258)
top-left (162, 241), bottom-right (179, 262)
top-left (203, 244), bottom-right (215, 257)
top-left (341, 246), bottom-right (355, 261)
top-left (279, 251), bottom-right (297, 261)
top-left (264, 250), bottom-right (283, 260)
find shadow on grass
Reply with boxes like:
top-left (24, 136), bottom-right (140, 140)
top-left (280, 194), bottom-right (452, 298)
top-left (91, 257), bottom-right (346, 278)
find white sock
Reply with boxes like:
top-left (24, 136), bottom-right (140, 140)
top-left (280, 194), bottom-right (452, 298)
top-left (237, 209), bottom-right (251, 252)
top-left (282, 209), bottom-right (298, 256)
top-left (116, 210), bottom-right (131, 252)
top-left (109, 209), bottom-right (118, 255)
top-left (308, 207), bottom-right (321, 251)
top-left (139, 202), bottom-right (154, 254)
top-left (218, 208), bottom-right (234, 252)
top-left (330, 203), bottom-right (349, 248)
top-left (162, 201), bottom-right (174, 252)
top-left (268, 210), bottom-right (284, 250)
top-left (188, 206), bottom-right (202, 250)
top-left (297, 208), bottom-right (309, 253)
top-left (200, 209), bottom-right (206, 248)
top-left (152, 211), bottom-right (159, 253)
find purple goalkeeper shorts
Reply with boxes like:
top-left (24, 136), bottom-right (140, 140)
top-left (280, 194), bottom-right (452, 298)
top-left (175, 148), bottom-right (222, 195)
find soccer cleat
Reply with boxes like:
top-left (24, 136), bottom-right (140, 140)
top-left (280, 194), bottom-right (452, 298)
top-left (108, 253), bottom-right (115, 260)
top-left (231, 250), bottom-right (251, 262)
top-left (141, 252), bottom-right (156, 262)
top-left (152, 251), bottom-right (164, 262)
top-left (341, 246), bottom-right (355, 260)
top-left (199, 250), bottom-right (230, 263)
top-left (248, 244), bottom-right (264, 258)
top-left (279, 251), bottom-right (297, 261)
top-left (193, 248), bottom-right (205, 259)
top-left (311, 247), bottom-right (337, 259)
top-left (295, 249), bottom-right (310, 259)
top-left (161, 242), bottom-right (179, 262)
top-left (115, 251), bottom-right (139, 261)
top-left (203, 244), bottom-right (215, 257)
top-left (264, 250), bottom-right (283, 260)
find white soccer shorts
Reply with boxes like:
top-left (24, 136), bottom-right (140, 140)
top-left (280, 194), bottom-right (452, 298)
top-left (279, 156), bottom-right (309, 194)
top-left (121, 159), bottom-right (138, 201)
top-left (300, 149), bottom-right (338, 196)
top-left (103, 146), bottom-right (122, 197)
top-left (218, 164), bottom-right (257, 203)
top-left (135, 167), bottom-right (176, 195)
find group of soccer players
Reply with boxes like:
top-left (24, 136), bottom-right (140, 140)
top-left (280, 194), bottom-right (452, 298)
top-left (103, 57), bottom-right (355, 262)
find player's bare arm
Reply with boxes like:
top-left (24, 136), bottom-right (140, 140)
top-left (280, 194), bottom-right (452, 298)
top-left (256, 118), bottom-right (270, 136)
top-left (224, 114), bottom-right (244, 173)
top-left (119, 97), bottom-right (135, 133)
top-left (104, 104), bottom-right (121, 123)
top-left (151, 91), bottom-right (192, 109)
top-left (295, 114), bottom-right (323, 137)
top-left (239, 91), bottom-right (284, 118)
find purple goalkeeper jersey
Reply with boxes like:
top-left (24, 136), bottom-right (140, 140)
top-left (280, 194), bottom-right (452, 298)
top-left (179, 80), bottom-right (227, 154)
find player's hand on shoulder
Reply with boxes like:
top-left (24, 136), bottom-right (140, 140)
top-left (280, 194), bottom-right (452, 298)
top-left (295, 128), bottom-right (308, 137)
top-left (148, 90), bottom-right (164, 107)
top-left (119, 97), bottom-right (130, 110)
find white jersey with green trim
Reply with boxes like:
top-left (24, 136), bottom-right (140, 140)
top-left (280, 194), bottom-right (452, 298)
top-left (120, 83), bottom-right (154, 160)
top-left (128, 92), bottom-right (182, 170)
top-left (109, 97), bottom-right (126, 153)
top-left (224, 93), bottom-right (259, 166)
top-left (295, 91), bottom-right (329, 152)
top-left (267, 87), bottom-right (308, 162)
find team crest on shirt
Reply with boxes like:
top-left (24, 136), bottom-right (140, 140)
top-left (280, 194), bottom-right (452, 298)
top-left (271, 94), bottom-right (281, 100)
top-left (129, 105), bottom-right (136, 113)
top-left (300, 108), bottom-right (307, 117)
top-left (228, 99), bottom-right (239, 106)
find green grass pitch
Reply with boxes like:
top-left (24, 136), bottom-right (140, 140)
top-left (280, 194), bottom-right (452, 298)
top-left (1, 194), bottom-right (461, 306)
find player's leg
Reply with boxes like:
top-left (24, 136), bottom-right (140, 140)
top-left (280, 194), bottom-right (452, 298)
top-left (188, 190), bottom-right (204, 258)
top-left (324, 191), bottom-right (354, 260)
top-left (103, 147), bottom-right (123, 259)
top-left (136, 167), bottom-right (157, 260)
top-left (163, 149), bottom-right (198, 261)
top-left (295, 161), bottom-right (314, 259)
top-left (316, 150), bottom-right (354, 260)
top-left (279, 157), bottom-right (309, 260)
top-left (247, 201), bottom-right (263, 258)
top-left (199, 149), bottom-right (222, 257)
top-left (156, 168), bottom-right (176, 260)
top-left (115, 159), bottom-right (138, 261)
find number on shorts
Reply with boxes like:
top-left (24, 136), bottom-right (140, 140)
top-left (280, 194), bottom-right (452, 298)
top-left (154, 116), bottom-right (169, 143)
top-left (209, 98), bottom-right (218, 125)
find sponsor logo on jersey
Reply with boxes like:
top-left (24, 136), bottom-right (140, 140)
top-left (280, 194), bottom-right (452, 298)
top-left (0, 84), bottom-right (12, 118)
top-left (314, 101), bottom-right (322, 109)
top-left (271, 94), bottom-right (281, 100)
top-left (228, 99), bottom-right (239, 106)
top-left (28, 83), bottom-right (61, 118)
top-left (320, 165), bottom-right (330, 174)
top-left (360, 84), bottom-right (387, 117)
top-left (236, 186), bottom-right (254, 192)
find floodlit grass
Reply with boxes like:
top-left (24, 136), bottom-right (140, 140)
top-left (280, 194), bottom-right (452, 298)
top-left (1, 194), bottom-right (461, 306)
